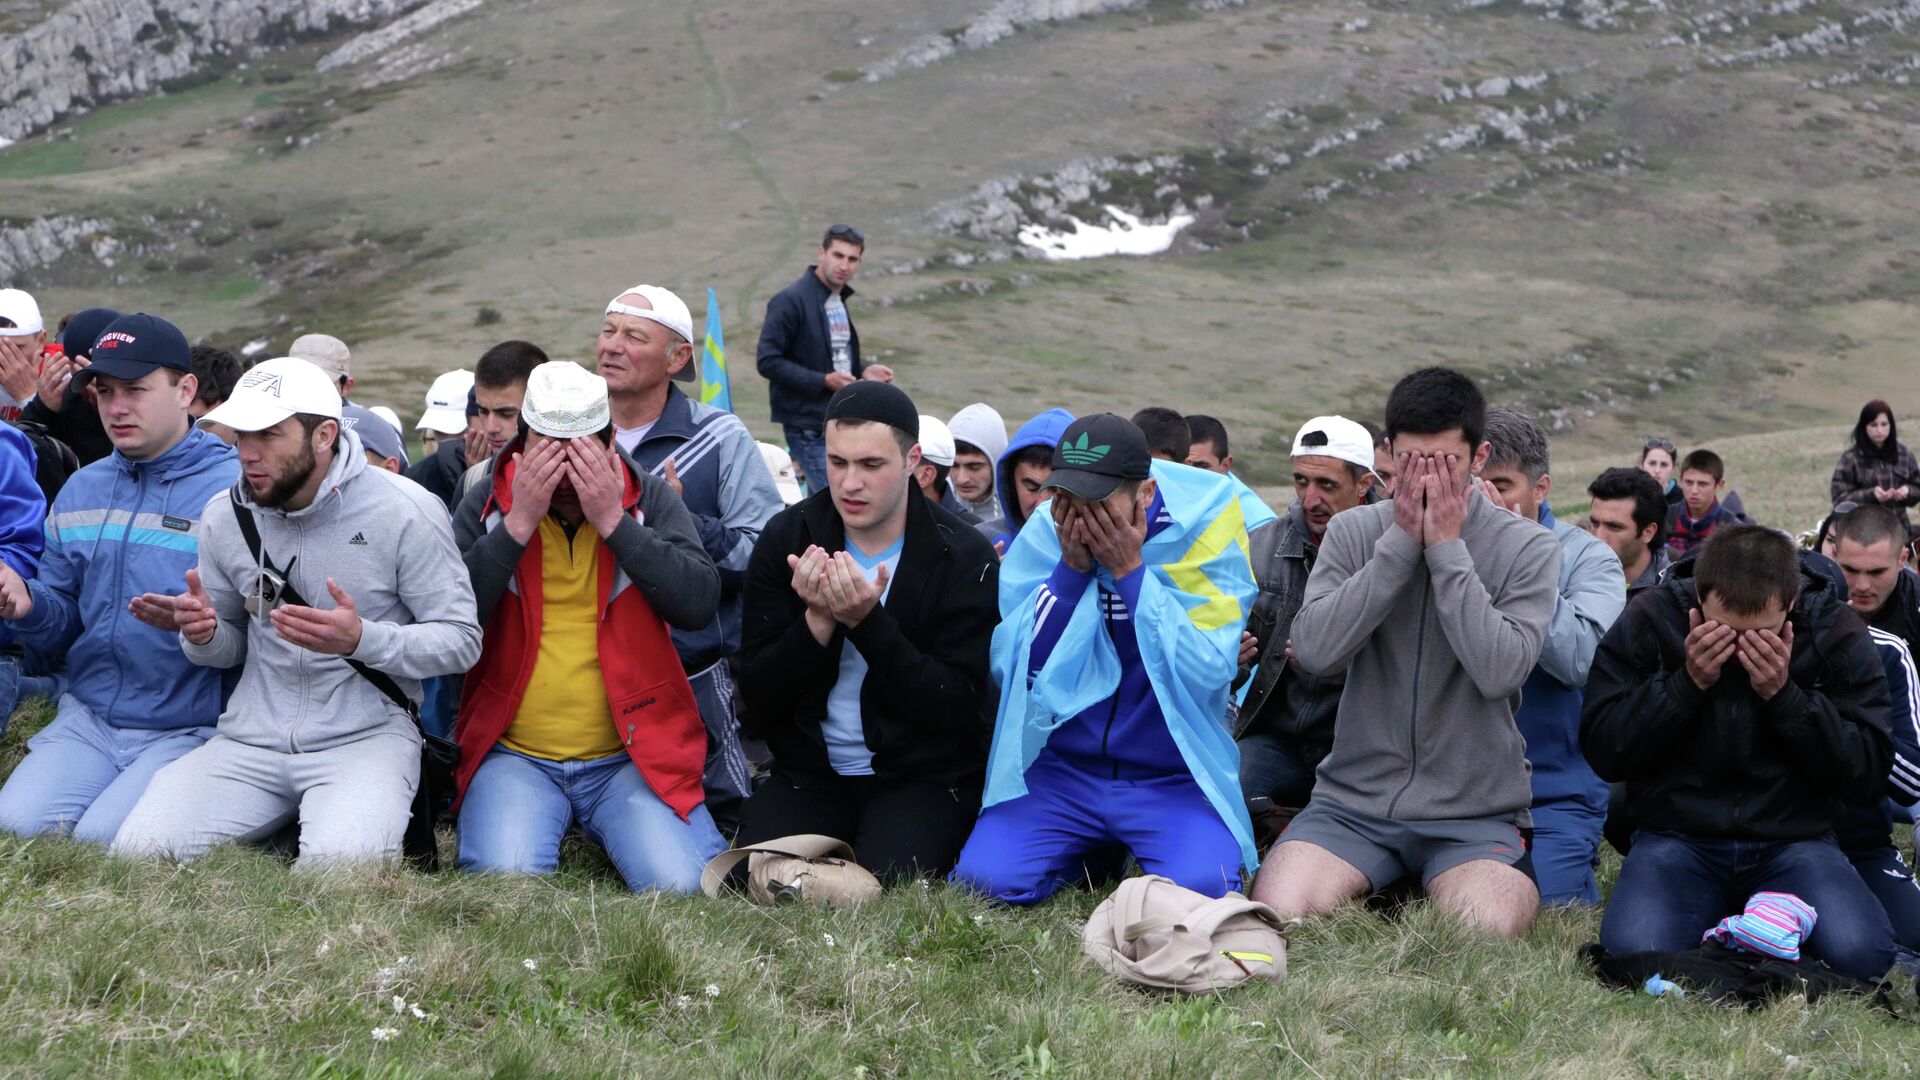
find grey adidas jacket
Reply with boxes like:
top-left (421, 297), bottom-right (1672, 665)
top-left (183, 427), bottom-right (483, 751)
top-left (1291, 492), bottom-right (1561, 823)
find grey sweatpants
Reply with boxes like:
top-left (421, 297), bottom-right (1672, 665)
top-left (112, 731), bottom-right (418, 868)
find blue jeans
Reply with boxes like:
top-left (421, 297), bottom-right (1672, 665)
top-left (1532, 801), bottom-right (1604, 907)
top-left (783, 425), bottom-right (827, 497)
top-left (455, 747), bottom-right (726, 893)
top-left (1601, 830), bottom-right (1895, 982)
top-left (1237, 731), bottom-right (1329, 808)
top-left (952, 752), bottom-right (1243, 905)
top-left (0, 695), bottom-right (214, 845)
top-left (1849, 845), bottom-right (1920, 953)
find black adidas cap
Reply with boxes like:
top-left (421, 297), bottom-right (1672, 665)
top-left (1043, 413), bottom-right (1152, 502)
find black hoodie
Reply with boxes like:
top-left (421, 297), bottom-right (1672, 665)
top-left (1581, 556), bottom-right (1892, 842)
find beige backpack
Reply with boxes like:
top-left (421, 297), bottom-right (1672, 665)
top-left (699, 834), bottom-right (883, 909)
top-left (1082, 875), bottom-right (1288, 993)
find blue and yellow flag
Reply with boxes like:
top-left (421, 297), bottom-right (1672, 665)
top-left (699, 287), bottom-right (733, 414)
top-left (984, 461), bottom-right (1275, 872)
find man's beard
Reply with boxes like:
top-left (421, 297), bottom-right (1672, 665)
top-left (253, 440), bottom-right (319, 509)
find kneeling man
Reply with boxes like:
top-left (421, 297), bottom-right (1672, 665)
top-left (1251, 368), bottom-right (1560, 938)
top-left (452, 361), bottom-right (725, 891)
top-left (952, 414), bottom-right (1265, 902)
top-left (116, 357), bottom-right (482, 866)
top-left (1583, 525), bottom-right (1896, 981)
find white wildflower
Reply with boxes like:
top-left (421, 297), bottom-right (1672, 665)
top-left (972, 914), bottom-right (985, 924)
top-left (391, 994), bottom-right (406, 1014)
top-left (674, 994), bottom-right (693, 1009)
top-left (409, 1004), bottom-right (431, 1020)
top-left (349, 923), bottom-right (364, 936)
top-left (704, 984), bottom-right (720, 998)
top-left (523, 958), bottom-right (538, 972)
top-left (822, 933), bottom-right (836, 948)
top-left (315, 941), bottom-right (331, 957)
top-left (371, 1027), bottom-right (398, 1042)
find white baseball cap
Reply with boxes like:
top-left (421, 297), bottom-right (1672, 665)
top-left (606, 284), bottom-right (697, 384)
top-left (199, 356), bottom-right (345, 433)
top-left (0, 289), bottom-right (43, 338)
top-left (416, 369), bottom-right (475, 435)
top-left (520, 361), bottom-right (610, 439)
top-left (918, 415), bottom-right (956, 467)
top-left (758, 441), bottom-right (804, 505)
top-left (288, 333), bottom-right (351, 378)
top-left (1291, 415), bottom-right (1377, 476)
top-left (368, 405), bottom-right (405, 437)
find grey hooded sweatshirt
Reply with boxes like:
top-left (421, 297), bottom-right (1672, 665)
top-left (183, 427), bottom-right (483, 752)
top-left (1291, 492), bottom-right (1561, 823)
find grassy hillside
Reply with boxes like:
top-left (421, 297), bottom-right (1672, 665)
top-left (1, 0), bottom-right (1917, 479)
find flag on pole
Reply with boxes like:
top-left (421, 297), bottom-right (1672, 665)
top-left (699, 287), bottom-right (733, 414)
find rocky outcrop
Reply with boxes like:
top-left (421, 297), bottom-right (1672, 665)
top-left (0, 215), bottom-right (114, 282)
top-left (0, 0), bottom-right (428, 141)
top-left (317, 0), bottom-right (485, 82)
top-left (865, 0), bottom-right (1248, 81)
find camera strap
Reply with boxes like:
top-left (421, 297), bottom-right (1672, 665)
top-left (229, 494), bottom-right (419, 721)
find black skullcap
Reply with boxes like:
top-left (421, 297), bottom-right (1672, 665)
top-left (826, 380), bottom-right (918, 436)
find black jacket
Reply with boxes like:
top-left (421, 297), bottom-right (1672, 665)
top-left (1581, 558), bottom-right (1893, 842)
top-left (404, 438), bottom-right (469, 512)
top-left (21, 386), bottom-right (111, 465)
top-left (739, 484), bottom-right (997, 784)
top-left (1236, 503), bottom-right (1346, 743)
top-left (754, 267), bottom-right (863, 428)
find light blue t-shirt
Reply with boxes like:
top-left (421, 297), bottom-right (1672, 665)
top-left (824, 535), bottom-right (904, 776)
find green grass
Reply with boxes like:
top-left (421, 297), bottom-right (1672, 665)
top-left (0, 694), bottom-right (1914, 1077)
top-left (0, 138), bottom-right (88, 180)
top-left (204, 273), bottom-right (265, 303)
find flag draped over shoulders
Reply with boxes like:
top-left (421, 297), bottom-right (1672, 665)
top-left (984, 461), bottom-right (1273, 871)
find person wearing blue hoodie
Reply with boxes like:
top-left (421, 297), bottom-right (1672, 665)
top-left (1479, 411), bottom-right (1626, 906)
top-left (991, 409), bottom-right (1075, 554)
top-left (0, 314), bottom-right (238, 844)
top-left (953, 414), bottom-right (1268, 903)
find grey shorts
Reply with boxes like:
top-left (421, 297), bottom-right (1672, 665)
top-left (1280, 798), bottom-right (1535, 890)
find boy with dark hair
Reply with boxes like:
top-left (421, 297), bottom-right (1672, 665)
top-left (1185, 414), bottom-right (1233, 474)
top-left (991, 410), bottom-right (1075, 552)
top-left (1480, 411), bottom-right (1625, 906)
top-left (187, 345), bottom-right (243, 420)
top-left (1129, 407), bottom-right (1190, 463)
top-left (1586, 467), bottom-right (1669, 592)
top-left (1253, 367), bottom-right (1560, 938)
top-left (1582, 525), bottom-right (1896, 981)
top-left (1666, 449), bottom-right (1735, 557)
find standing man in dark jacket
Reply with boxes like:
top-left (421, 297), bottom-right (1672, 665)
top-left (1581, 525), bottom-right (1896, 981)
top-left (1236, 416), bottom-right (1377, 813)
top-left (755, 225), bottom-right (894, 496)
top-left (736, 381), bottom-right (997, 881)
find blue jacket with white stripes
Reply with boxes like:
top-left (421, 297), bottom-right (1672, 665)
top-left (13, 427), bottom-right (238, 729)
top-left (623, 385), bottom-right (785, 673)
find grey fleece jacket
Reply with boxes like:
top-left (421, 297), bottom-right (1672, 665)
top-left (451, 446), bottom-right (719, 632)
top-left (1291, 492), bottom-right (1561, 823)
top-left (184, 427), bottom-right (483, 751)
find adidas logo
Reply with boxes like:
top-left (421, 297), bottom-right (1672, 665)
top-left (348, 532), bottom-right (368, 546)
top-left (1059, 431), bottom-right (1111, 466)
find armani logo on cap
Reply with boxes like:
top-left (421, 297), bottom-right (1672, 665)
top-left (240, 371), bottom-right (283, 397)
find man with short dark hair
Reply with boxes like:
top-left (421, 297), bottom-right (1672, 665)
top-left (1582, 525), bottom-right (1896, 981)
top-left (188, 345), bottom-right (243, 421)
top-left (0, 313), bottom-right (228, 845)
top-left (1587, 467), bottom-right (1669, 592)
top-left (591, 285), bottom-right (784, 835)
top-left (756, 225), bottom-right (894, 496)
top-left (460, 340), bottom-right (548, 492)
top-left (453, 361), bottom-right (725, 891)
top-left (1252, 367), bottom-right (1559, 939)
top-left (954, 414), bottom-right (1267, 902)
top-left (1185, 414), bottom-right (1233, 474)
top-left (736, 381), bottom-right (997, 880)
top-left (1237, 416), bottom-right (1377, 813)
top-left (1666, 449), bottom-right (1735, 557)
top-left (116, 356), bottom-right (482, 866)
top-left (1480, 410), bottom-right (1626, 906)
top-left (1130, 407), bottom-right (1190, 463)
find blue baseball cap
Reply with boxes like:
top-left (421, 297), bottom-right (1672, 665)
top-left (75, 313), bottom-right (191, 387)
top-left (59, 307), bottom-right (120, 360)
top-left (341, 404), bottom-right (409, 466)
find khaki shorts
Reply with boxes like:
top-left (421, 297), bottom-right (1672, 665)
top-left (1280, 797), bottom-right (1535, 890)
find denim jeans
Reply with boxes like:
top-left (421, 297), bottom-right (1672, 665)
top-left (783, 425), bottom-right (828, 497)
top-left (0, 694), bottom-right (214, 846)
top-left (1531, 801), bottom-right (1604, 907)
top-left (1237, 731), bottom-right (1329, 809)
top-left (1601, 830), bottom-right (1895, 981)
top-left (456, 747), bottom-right (725, 893)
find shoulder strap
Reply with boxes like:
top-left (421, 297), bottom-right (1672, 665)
top-left (229, 495), bottom-right (419, 722)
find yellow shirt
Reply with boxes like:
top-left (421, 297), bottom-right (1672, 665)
top-left (501, 516), bottom-right (621, 761)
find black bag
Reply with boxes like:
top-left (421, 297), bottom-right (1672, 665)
top-left (1581, 941), bottom-right (1883, 1009)
top-left (231, 498), bottom-right (457, 870)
